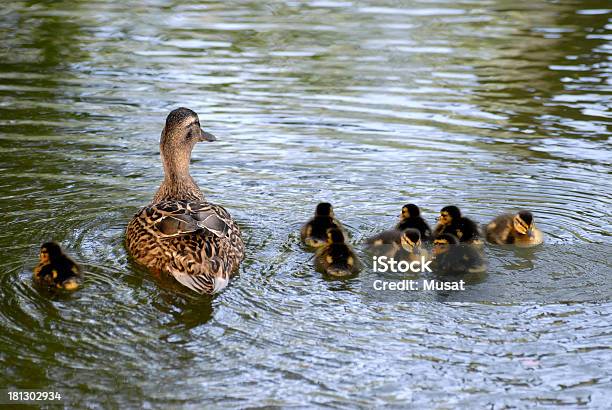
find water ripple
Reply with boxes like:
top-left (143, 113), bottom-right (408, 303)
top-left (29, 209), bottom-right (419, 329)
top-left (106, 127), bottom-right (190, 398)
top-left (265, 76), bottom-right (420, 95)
top-left (0, 0), bottom-right (611, 407)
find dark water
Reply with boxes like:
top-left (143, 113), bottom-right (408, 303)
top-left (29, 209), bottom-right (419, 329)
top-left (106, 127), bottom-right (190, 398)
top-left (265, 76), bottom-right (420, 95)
top-left (1, 0), bottom-right (611, 407)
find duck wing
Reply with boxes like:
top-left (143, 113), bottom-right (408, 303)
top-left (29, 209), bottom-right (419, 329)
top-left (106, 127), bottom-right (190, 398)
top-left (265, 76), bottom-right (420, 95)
top-left (366, 229), bottom-right (403, 247)
top-left (151, 200), bottom-right (232, 239)
top-left (485, 214), bottom-right (513, 244)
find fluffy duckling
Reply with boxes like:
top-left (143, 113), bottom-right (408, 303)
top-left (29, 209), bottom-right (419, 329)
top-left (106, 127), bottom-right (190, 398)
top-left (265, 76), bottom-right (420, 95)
top-left (33, 242), bottom-right (81, 290)
top-left (315, 228), bottom-right (360, 277)
top-left (394, 228), bottom-right (428, 262)
top-left (301, 202), bottom-right (341, 248)
top-left (433, 205), bottom-right (480, 244)
top-left (396, 204), bottom-right (432, 241)
top-left (431, 233), bottom-right (486, 275)
top-left (367, 228), bottom-right (426, 261)
top-left (485, 210), bottom-right (543, 247)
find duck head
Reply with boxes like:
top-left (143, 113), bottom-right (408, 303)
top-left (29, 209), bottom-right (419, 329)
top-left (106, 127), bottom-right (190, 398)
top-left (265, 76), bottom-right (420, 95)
top-left (160, 107), bottom-right (216, 175)
top-left (40, 241), bottom-right (63, 264)
top-left (513, 210), bottom-right (535, 237)
top-left (400, 203), bottom-right (420, 220)
top-left (400, 228), bottom-right (421, 252)
top-left (315, 202), bottom-right (334, 218)
top-left (432, 233), bottom-right (459, 256)
top-left (326, 227), bottom-right (345, 244)
top-left (438, 205), bottom-right (461, 226)
top-left (153, 108), bottom-right (218, 202)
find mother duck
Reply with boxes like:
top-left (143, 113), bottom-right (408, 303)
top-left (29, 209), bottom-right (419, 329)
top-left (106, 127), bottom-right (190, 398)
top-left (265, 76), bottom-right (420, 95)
top-left (126, 108), bottom-right (244, 294)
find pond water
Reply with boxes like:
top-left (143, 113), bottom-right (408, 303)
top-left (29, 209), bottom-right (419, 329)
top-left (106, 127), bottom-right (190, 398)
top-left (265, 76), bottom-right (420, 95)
top-left (1, 0), bottom-right (611, 407)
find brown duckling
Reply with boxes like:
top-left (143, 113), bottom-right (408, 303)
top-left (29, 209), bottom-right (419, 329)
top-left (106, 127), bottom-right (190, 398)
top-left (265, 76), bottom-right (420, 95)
top-left (315, 228), bottom-right (360, 277)
top-left (485, 210), bottom-right (543, 247)
top-left (394, 228), bottom-right (428, 263)
top-left (301, 202), bottom-right (342, 248)
top-left (396, 204), bottom-right (432, 241)
top-left (431, 233), bottom-right (486, 275)
top-left (433, 205), bottom-right (480, 244)
top-left (33, 242), bottom-right (81, 290)
top-left (367, 228), bottom-right (427, 261)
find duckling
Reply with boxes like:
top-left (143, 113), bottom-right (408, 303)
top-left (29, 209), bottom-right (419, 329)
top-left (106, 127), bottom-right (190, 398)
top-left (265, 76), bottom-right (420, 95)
top-left (431, 233), bottom-right (486, 275)
top-left (315, 228), bottom-right (360, 277)
top-left (126, 108), bottom-right (244, 294)
top-left (394, 228), bottom-right (428, 262)
top-left (396, 204), bottom-right (432, 241)
top-left (33, 242), bottom-right (81, 290)
top-left (366, 228), bottom-right (426, 261)
top-left (433, 205), bottom-right (480, 244)
top-left (300, 202), bottom-right (341, 248)
top-left (485, 210), bottom-right (543, 247)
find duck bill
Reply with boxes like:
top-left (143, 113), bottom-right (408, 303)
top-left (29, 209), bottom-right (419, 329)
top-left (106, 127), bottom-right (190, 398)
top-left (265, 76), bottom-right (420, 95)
top-left (526, 228), bottom-right (534, 238)
top-left (198, 129), bottom-right (217, 142)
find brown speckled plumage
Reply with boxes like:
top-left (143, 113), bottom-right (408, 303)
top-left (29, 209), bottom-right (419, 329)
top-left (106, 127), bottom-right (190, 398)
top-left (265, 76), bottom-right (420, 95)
top-left (126, 108), bottom-right (244, 294)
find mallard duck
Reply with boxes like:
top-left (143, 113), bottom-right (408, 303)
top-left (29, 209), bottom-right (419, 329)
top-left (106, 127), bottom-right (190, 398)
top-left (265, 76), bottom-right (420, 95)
top-left (126, 108), bottom-right (244, 294)
top-left (431, 233), bottom-right (486, 275)
top-left (315, 228), bottom-right (360, 277)
top-left (300, 202), bottom-right (341, 248)
top-left (396, 204), bottom-right (432, 241)
top-left (433, 205), bottom-right (480, 244)
top-left (485, 211), bottom-right (543, 247)
top-left (33, 242), bottom-right (81, 290)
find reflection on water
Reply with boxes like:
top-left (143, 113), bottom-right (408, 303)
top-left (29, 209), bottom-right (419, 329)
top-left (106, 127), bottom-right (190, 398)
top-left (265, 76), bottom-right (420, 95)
top-left (0, 0), bottom-right (611, 407)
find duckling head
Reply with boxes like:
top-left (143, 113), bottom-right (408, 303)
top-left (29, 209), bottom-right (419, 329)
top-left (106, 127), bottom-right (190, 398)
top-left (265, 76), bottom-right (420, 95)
top-left (401, 203), bottom-right (420, 219)
top-left (438, 205), bottom-right (461, 226)
top-left (513, 211), bottom-right (535, 237)
top-left (326, 227), bottom-right (345, 244)
top-left (315, 202), bottom-right (334, 217)
top-left (160, 108), bottom-right (216, 174)
top-left (40, 241), bottom-right (63, 264)
top-left (400, 228), bottom-right (421, 251)
top-left (432, 233), bottom-right (459, 256)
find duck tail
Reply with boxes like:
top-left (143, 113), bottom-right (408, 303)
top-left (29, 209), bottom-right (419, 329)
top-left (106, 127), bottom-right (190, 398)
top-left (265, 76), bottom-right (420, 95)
top-left (212, 275), bottom-right (229, 293)
top-left (326, 267), bottom-right (352, 277)
top-left (61, 278), bottom-right (80, 291)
